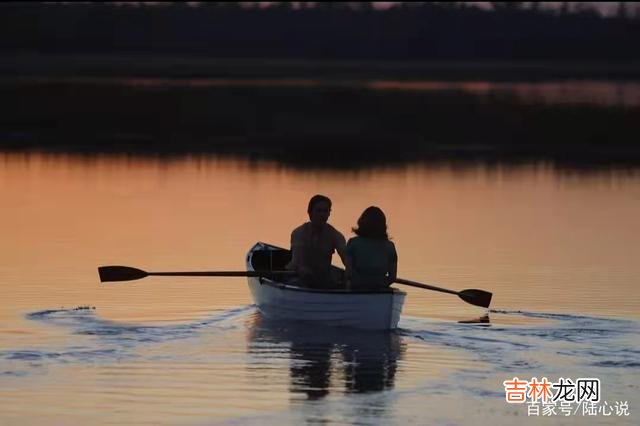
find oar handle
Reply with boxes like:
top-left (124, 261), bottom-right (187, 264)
top-left (394, 277), bottom-right (459, 295)
top-left (148, 271), bottom-right (295, 277)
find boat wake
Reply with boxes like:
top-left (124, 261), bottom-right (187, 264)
top-left (3, 305), bottom-right (638, 413)
top-left (2, 306), bottom-right (638, 425)
top-left (26, 305), bottom-right (251, 343)
top-left (0, 305), bottom-right (253, 376)
top-left (398, 309), bottom-right (640, 401)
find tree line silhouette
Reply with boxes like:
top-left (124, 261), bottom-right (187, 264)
top-left (3, 80), bottom-right (638, 164)
top-left (0, 2), bottom-right (639, 62)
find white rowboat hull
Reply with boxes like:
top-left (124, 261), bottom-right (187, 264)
top-left (246, 242), bottom-right (406, 330)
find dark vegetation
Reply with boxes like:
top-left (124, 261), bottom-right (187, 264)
top-left (2, 81), bottom-right (638, 165)
top-left (0, 2), bottom-right (639, 165)
top-left (0, 2), bottom-right (639, 62)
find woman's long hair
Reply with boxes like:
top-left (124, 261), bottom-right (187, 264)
top-left (352, 206), bottom-right (389, 239)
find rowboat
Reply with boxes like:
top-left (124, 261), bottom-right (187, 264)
top-left (99, 247), bottom-right (488, 326)
top-left (246, 242), bottom-right (406, 330)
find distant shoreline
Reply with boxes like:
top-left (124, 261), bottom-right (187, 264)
top-left (2, 53), bottom-right (640, 82)
top-left (2, 144), bottom-right (640, 170)
top-left (2, 55), bottom-right (639, 166)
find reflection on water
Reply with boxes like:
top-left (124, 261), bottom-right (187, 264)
top-left (3, 78), bottom-right (638, 165)
top-left (1, 152), bottom-right (639, 325)
top-left (458, 313), bottom-right (491, 325)
top-left (1, 152), bottom-right (639, 424)
top-left (247, 315), bottom-right (404, 401)
top-left (367, 80), bottom-right (640, 107)
top-left (1, 305), bottom-right (638, 425)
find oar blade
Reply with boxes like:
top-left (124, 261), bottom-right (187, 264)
top-left (458, 289), bottom-right (493, 308)
top-left (98, 266), bottom-right (148, 283)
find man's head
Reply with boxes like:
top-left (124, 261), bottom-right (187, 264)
top-left (307, 194), bottom-right (332, 227)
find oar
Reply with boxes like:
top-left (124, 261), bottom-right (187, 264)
top-left (98, 265), bottom-right (294, 283)
top-left (98, 266), bottom-right (492, 308)
top-left (394, 277), bottom-right (492, 308)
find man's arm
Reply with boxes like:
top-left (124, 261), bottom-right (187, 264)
top-left (289, 230), bottom-right (301, 270)
top-left (335, 233), bottom-right (352, 274)
top-left (289, 229), bottom-right (313, 276)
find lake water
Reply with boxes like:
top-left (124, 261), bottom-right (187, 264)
top-left (0, 153), bottom-right (639, 424)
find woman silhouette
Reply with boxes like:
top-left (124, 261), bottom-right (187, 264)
top-left (346, 206), bottom-right (398, 291)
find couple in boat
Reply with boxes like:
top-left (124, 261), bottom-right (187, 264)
top-left (287, 194), bottom-right (397, 291)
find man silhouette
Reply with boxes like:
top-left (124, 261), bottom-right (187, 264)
top-left (287, 194), bottom-right (351, 288)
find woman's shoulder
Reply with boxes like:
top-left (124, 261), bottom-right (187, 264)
top-left (347, 236), bottom-right (361, 245)
top-left (348, 236), bottom-right (392, 247)
top-left (386, 240), bottom-right (397, 258)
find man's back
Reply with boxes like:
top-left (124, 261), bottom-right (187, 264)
top-left (289, 222), bottom-right (346, 288)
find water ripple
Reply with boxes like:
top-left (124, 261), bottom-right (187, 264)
top-left (400, 310), bottom-right (640, 381)
top-left (0, 305), bottom-right (255, 375)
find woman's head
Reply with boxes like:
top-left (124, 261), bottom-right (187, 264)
top-left (353, 206), bottom-right (388, 239)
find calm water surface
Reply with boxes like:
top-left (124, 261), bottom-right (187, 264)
top-left (0, 153), bottom-right (639, 425)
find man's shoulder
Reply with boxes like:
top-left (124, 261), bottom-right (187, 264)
top-left (325, 223), bottom-right (346, 242)
top-left (291, 222), bottom-right (309, 235)
top-left (291, 222), bottom-right (310, 243)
